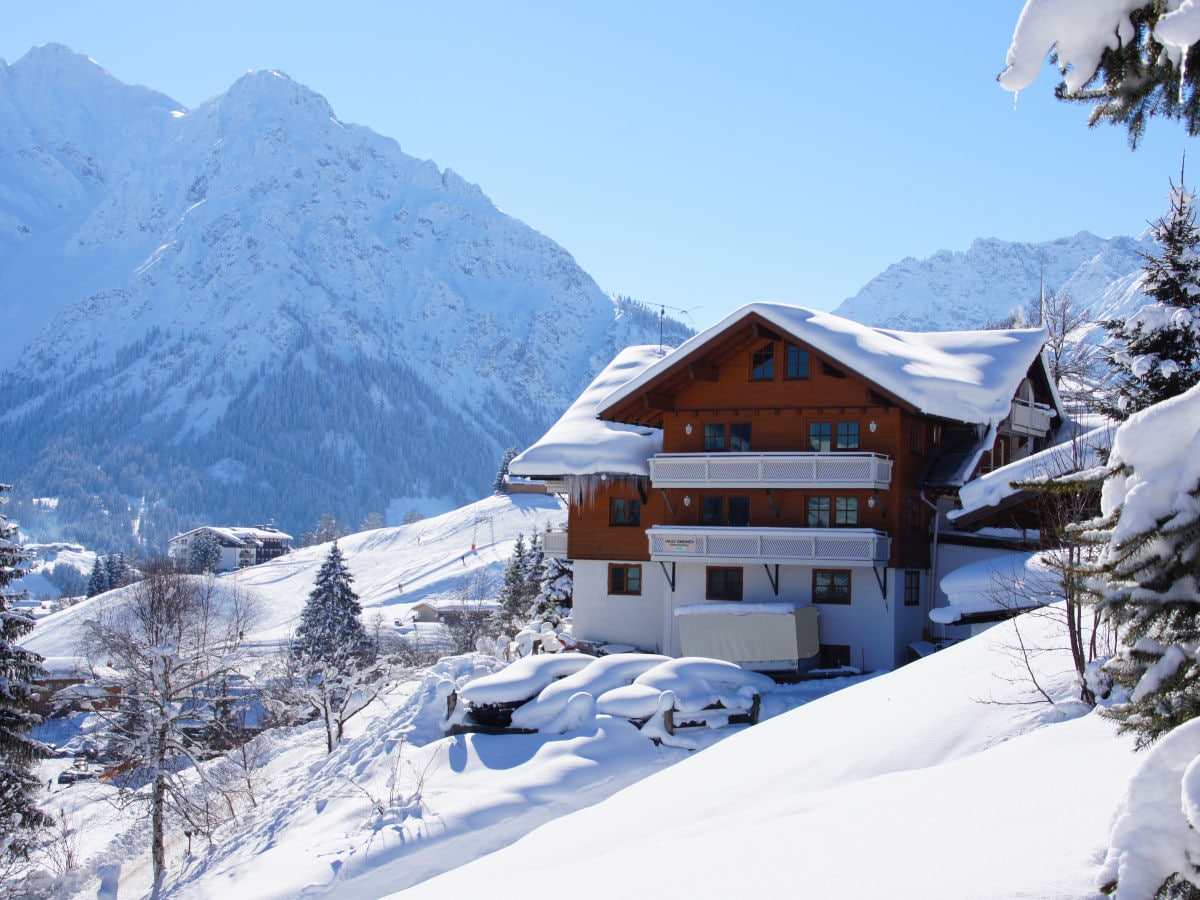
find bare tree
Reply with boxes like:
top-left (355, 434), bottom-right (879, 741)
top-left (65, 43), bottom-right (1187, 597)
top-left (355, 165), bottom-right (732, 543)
top-left (79, 560), bottom-right (258, 899)
top-left (1007, 426), bottom-right (1117, 705)
top-left (283, 645), bottom-right (394, 754)
top-left (446, 569), bottom-right (496, 654)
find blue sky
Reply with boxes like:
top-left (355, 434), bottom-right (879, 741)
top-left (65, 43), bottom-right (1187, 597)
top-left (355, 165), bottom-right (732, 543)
top-left (2, 1), bottom-right (1191, 330)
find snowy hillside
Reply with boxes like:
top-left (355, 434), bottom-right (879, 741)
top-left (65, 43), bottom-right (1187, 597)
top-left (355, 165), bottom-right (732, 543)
top-left (26, 573), bottom-right (1140, 897)
top-left (835, 231), bottom-right (1152, 331)
top-left (0, 44), bottom-right (690, 549)
top-left (23, 492), bottom-right (566, 659)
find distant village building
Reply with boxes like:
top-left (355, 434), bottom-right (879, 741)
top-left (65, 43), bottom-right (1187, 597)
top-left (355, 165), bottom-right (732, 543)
top-left (509, 303), bottom-right (1063, 674)
top-left (167, 524), bottom-right (293, 572)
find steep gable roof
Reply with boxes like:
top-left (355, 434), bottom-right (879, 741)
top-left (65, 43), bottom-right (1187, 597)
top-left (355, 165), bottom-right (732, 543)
top-left (598, 303), bottom-right (1054, 429)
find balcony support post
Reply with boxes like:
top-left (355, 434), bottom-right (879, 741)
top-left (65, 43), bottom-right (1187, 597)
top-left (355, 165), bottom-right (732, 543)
top-left (764, 564), bottom-right (780, 596)
top-left (659, 561), bottom-right (676, 591)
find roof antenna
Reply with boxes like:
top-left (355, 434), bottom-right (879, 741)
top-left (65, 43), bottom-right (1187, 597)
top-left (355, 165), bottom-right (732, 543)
top-left (654, 302), bottom-right (698, 352)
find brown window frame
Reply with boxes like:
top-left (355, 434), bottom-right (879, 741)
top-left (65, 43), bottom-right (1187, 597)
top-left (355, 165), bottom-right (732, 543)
top-left (706, 566), bottom-right (743, 601)
top-left (813, 569), bottom-right (851, 604)
top-left (807, 496), bottom-right (831, 528)
top-left (703, 423), bottom-right (726, 451)
top-left (834, 497), bottom-right (858, 526)
top-left (809, 421), bottom-right (832, 452)
top-left (785, 343), bottom-right (810, 380)
top-left (609, 563), bottom-right (642, 596)
top-left (750, 343), bottom-right (775, 381)
top-left (609, 497), bottom-right (642, 527)
top-left (836, 421), bottom-right (860, 450)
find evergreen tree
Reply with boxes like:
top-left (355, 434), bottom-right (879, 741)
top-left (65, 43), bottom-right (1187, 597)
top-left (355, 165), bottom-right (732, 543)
top-left (1103, 177), bottom-right (1200, 419)
top-left (493, 533), bottom-right (534, 636)
top-left (492, 447), bottom-right (520, 494)
top-left (0, 484), bottom-right (50, 864)
top-left (294, 542), bottom-right (366, 664)
top-left (86, 557), bottom-right (111, 598)
top-left (188, 531), bottom-right (223, 574)
top-left (105, 552), bottom-right (128, 588)
top-left (1085, 387), bottom-right (1200, 748)
top-left (529, 556), bottom-right (573, 626)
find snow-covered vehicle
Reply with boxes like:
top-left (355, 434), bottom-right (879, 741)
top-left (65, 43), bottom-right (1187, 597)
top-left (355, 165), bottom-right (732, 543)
top-left (445, 653), bottom-right (777, 737)
top-left (444, 652), bottom-right (594, 733)
top-left (596, 657), bottom-right (777, 733)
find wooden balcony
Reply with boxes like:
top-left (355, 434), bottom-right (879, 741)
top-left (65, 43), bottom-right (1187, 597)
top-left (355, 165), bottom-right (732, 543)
top-left (648, 526), bottom-right (891, 566)
top-left (649, 452), bottom-right (892, 490)
top-left (1007, 398), bottom-right (1054, 437)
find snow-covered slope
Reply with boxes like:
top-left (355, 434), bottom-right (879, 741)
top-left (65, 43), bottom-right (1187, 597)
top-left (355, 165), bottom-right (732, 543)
top-left (834, 231), bottom-right (1152, 331)
top-left (0, 44), bottom-right (689, 548)
top-left (23, 492), bottom-right (566, 660)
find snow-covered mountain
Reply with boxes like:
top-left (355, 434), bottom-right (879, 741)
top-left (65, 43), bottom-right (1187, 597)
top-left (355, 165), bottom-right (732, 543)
top-left (0, 45), bottom-right (690, 549)
top-left (834, 231), bottom-right (1152, 331)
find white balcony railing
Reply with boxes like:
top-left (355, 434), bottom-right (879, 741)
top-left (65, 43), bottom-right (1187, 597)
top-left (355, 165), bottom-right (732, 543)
top-left (1007, 398), bottom-right (1054, 437)
top-left (649, 452), bottom-right (892, 490)
top-left (648, 526), bottom-right (891, 566)
top-left (541, 529), bottom-right (569, 559)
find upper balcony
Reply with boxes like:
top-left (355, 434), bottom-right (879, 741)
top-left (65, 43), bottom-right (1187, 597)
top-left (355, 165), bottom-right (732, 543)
top-left (648, 526), bottom-right (891, 566)
top-left (649, 452), bottom-right (892, 491)
top-left (1006, 398), bottom-right (1054, 437)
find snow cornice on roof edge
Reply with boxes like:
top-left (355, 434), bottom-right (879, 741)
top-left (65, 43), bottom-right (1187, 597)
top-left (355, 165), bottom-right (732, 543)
top-left (597, 302), bottom-right (1055, 428)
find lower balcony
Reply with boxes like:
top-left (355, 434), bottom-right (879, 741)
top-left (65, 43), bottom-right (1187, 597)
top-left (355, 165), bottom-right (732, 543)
top-left (648, 525), bottom-right (891, 566)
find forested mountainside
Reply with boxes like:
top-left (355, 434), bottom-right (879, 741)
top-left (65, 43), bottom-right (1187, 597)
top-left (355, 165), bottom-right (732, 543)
top-left (0, 45), bottom-right (690, 551)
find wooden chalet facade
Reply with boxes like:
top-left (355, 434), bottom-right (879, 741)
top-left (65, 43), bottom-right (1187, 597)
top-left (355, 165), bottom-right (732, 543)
top-left (511, 304), bottom-right (1061, 673)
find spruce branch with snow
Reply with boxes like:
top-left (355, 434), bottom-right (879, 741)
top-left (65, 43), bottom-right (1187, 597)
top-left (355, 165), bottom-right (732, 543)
top-left (1083, 386), bottom-right (1200, 749)
top-left (1002, 1), bottom-right (1200, 147)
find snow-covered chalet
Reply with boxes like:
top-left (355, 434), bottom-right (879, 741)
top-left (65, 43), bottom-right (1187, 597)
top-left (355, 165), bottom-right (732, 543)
top-left (509, 303), bottom-right (1062, 672)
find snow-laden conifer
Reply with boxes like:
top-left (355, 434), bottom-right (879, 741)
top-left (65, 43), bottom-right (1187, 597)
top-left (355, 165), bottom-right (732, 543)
top-left (1103, 178), bottom-right (1200, 418)
top-left (294, 541), bottom-right (366, 664)
top-left (0, 484), bottom-right (50, 867)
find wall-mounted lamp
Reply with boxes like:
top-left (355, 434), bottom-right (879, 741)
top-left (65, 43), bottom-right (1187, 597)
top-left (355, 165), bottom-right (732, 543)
top-left (869, 420), bottom-right (877, 432)
top-left (685, 423), bottom-right (693, 435)
top-left (868, 496), bottom-right (876, 509)
top-left (683, 495), bottom-right (692, 507)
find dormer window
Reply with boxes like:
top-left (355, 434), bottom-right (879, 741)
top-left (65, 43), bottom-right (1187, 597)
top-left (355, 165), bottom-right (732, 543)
top-left (751, 343), bottom-right (775, 381)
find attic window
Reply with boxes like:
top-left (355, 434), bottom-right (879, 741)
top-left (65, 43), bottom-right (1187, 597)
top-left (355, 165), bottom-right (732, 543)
top-left (751, 343), bottom-right (775, 381)
top-left (785, 344), bottom-right (809, 379)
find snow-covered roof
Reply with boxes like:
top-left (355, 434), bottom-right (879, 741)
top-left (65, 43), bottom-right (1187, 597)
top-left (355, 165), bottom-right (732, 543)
top-left (951, 421), bottom-right (1114, 522)
top-left (930, 551), bottom-right (1059, 625)
top-left (171, 525), bottom-right (294, 545)
top-left (508, 345), bottom-right (668, 478)
top-left (600, 303), bottom-right (1053, 427)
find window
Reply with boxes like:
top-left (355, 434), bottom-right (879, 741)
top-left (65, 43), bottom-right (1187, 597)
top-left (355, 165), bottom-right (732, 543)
top-left (751, 343), bottom-right (775, 381)
top-left (907, 497), bottom-right (921, 528)
top-left (807, 496), bottom-right (830, 528)
top-left (610, 497), bottom-right (641, 527)
top-left (701, 496), bottom-right (724, 525)
top-left (834, 497), bottom-right (858, 526)
top-left (703, 423), bottom-right (725, 451)
top-left (728, 496), bottom-right (751, 527)
top-left (786, 343), bottom-right (809, 379)
top-left (609, 564), bottom-right (642, 595)
top-left (703, 495), bottom-right (750, 526)
top-left (813, 569), bottom-right (851, 604)
top-left (910, 423), bottom-right (923, 453)
top-left (706, 567), bottom-right (743, 600)
top-left (836, 422), bottom-right (860, 450)
top-left (729, 423), bottom-right (752, 452)
top-left (904, 570), bottom-right (921, 607)
top-left (809, 422), bottom-right (832, 452)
